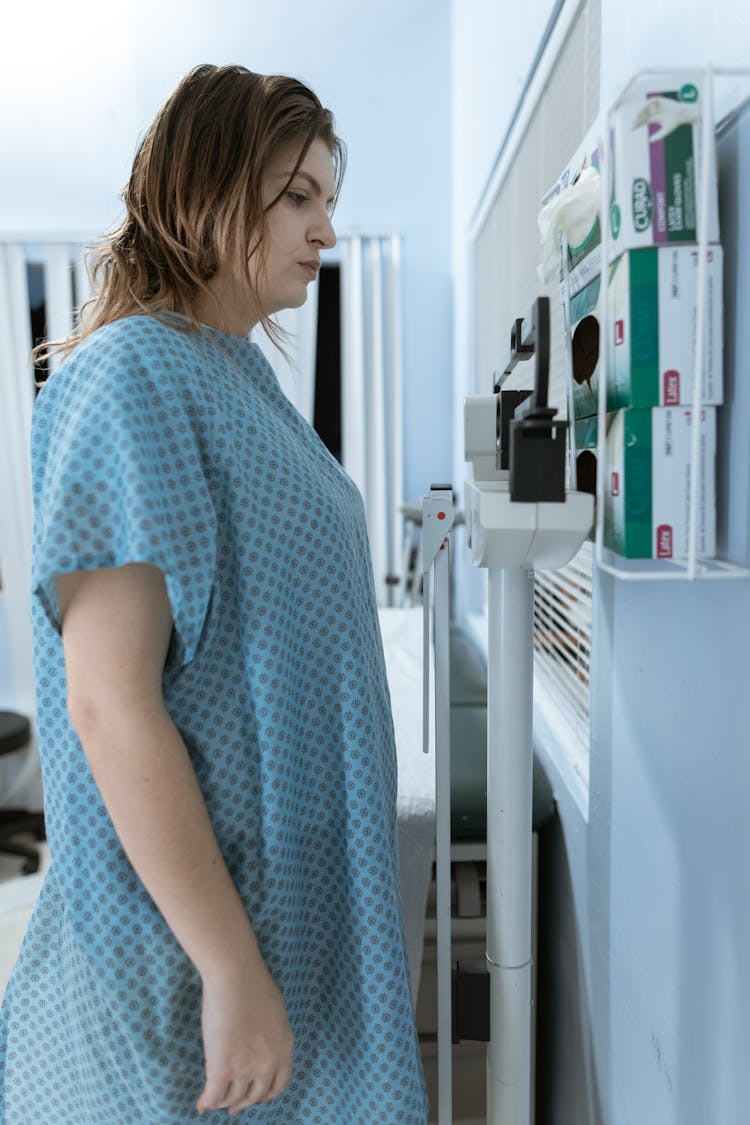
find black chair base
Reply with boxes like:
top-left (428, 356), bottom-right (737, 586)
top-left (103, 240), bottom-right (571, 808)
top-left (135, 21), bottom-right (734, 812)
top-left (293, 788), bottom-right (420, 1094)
top-left (0, 809), bottom-right (47, 875)
top-left (0, 713), bottom-right (47, 876)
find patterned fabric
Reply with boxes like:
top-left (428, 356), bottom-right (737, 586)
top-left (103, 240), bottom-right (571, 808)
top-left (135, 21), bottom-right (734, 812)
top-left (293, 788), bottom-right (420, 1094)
top-left (0, 316), bottom-right (428, 1124)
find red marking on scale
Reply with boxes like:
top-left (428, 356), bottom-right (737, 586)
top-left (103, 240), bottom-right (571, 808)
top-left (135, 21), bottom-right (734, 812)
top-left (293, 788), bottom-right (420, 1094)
top-left (438, 511), bottom-right (446, 520)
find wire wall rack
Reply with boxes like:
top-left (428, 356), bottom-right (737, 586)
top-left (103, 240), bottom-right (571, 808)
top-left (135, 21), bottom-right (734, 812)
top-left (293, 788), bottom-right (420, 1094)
top-left (560, 64), bottom-right (750, 582)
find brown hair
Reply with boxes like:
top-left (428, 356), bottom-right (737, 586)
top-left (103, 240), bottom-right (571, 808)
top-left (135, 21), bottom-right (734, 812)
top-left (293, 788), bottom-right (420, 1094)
top-left (36, 64), bottom-right (345, 366)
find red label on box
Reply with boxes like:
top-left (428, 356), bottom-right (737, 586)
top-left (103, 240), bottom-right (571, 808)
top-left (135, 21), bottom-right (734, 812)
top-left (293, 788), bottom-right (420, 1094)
top-left (614, 320), bottom-right (625, 346)
top-left (611, 471), bottom-right (620, 496)
top-left (664, 369), bottom-right (680, 405)
top-left (656, 525), bottom-right (673, 558)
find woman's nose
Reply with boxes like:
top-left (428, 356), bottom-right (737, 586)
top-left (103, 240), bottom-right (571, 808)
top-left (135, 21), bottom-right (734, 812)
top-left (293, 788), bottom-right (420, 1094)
top-left (310, 210), bottom-right (336, 250)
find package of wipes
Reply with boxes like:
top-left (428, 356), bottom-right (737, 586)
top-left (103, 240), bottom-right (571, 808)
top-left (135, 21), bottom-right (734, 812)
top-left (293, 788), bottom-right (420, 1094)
top-left (575, 406), bottom-right (716, 559)
top-left (539, 124), bottom-right (602, 294)
top-left (568, 245), bottom-right (723, 418)
top-left (539, 124), bottom-right (601, 295)
top-left (608, 73), bottom-right (720, 256)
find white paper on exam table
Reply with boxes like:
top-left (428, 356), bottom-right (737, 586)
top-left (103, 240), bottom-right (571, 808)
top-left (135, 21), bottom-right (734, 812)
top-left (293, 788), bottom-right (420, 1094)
top-left (378, 607), bottom-right (436, 1007)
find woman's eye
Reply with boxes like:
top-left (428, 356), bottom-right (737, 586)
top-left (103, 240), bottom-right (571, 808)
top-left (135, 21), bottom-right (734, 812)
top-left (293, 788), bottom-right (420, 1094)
top-left (287, 191), bottom-right (307, 206)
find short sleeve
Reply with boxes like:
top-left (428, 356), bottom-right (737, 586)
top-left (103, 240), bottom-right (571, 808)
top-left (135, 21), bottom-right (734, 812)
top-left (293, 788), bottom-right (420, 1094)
top-left (31, 340), bottom-right (216, 669)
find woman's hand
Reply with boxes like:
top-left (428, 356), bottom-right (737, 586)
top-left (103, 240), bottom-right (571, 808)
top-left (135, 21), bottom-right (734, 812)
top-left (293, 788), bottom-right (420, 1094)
top-left (196, 953), bottom-right (295, 1116)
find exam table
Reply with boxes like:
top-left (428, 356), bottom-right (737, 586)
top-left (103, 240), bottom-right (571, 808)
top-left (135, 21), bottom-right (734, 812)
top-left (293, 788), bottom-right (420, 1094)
top-left (379, 609), bottom-right (555, 1011)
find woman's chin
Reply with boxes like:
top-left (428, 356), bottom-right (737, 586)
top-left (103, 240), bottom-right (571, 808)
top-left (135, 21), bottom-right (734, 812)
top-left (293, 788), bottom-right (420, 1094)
top-left (265, 287), bottom-right (309, 316)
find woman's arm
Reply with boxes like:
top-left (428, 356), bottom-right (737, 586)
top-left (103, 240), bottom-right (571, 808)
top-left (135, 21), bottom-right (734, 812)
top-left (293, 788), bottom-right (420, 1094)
top-left (56, 562), bottom-right (293, 1116)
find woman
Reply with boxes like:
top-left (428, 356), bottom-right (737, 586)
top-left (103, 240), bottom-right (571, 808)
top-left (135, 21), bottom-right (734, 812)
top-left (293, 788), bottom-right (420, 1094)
top-left (0, 64), bottom-right (428, 1123)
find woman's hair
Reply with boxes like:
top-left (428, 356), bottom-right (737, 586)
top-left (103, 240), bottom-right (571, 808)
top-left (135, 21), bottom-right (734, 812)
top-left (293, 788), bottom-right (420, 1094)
top-left (36, 63), bottom-right (345, 366)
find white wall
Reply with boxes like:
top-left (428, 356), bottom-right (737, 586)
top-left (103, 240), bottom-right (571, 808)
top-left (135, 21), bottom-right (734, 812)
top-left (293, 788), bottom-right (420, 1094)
top-left (452, 1), bottom-right (750, 1123)
top-left (0, 0), bottom-right (452, 501)
top-left (600, 0), bottom-right (750, 110)
top-left (450, 0), bottom-right (559, 619)
top-left (0, 4), bottom-right (139, 237)
top-left (451, 0), bottom-right (559, 235)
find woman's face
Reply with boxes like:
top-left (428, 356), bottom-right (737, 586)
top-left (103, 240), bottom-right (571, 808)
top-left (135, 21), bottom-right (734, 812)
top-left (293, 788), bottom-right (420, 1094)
top-left (251, 137), bottom-right (337, 316)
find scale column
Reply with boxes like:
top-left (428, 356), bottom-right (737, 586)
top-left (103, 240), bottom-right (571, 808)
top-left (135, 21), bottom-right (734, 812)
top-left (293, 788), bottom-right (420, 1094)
top-left (486, 565), bottom-right (535, 1125)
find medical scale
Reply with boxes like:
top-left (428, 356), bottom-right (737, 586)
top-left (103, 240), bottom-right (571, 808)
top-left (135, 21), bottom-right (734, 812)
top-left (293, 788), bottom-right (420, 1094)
top-left (422, 296), bottom-right (593, 1125)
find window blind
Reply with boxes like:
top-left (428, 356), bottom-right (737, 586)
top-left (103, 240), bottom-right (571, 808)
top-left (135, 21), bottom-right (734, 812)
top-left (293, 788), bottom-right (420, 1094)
top-left (533, 540), bottom-right (592, 727)
top-left (473, 0), bottom-right (601, 743)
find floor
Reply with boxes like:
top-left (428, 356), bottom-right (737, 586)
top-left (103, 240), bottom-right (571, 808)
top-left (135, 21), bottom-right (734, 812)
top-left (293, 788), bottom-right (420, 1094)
top-left (419, 945), bottom-right (488, 1124)
top-left (422, 1038), bottom-right (487, 1124)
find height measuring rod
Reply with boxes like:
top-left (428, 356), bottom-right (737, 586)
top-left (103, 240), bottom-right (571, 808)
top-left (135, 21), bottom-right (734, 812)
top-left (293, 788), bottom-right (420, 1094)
top-left (421, 485), bottom-right (455, 1125)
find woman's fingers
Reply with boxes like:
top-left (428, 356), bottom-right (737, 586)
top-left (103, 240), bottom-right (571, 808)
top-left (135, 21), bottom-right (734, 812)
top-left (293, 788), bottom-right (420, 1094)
top-left (219, 1075), bottom-right (259, 1109)
top-left (197, 1063), bottom-right (287, 1114)
top-left (227, 1079), bottom-right (265, 1116)
top-left (197, 1063), bottom-right (293, 1113)
top-left (198, 1063), bottom-right (293, 1115)
top-left (196, 1074), bottom-right (265, 1114)
top-left (229, 1068), bottom-right (296, 1113)
top-left (265, 1064), bottom-right (293, 1102)
top-left (196, 1070), bottom-right (230, 1113)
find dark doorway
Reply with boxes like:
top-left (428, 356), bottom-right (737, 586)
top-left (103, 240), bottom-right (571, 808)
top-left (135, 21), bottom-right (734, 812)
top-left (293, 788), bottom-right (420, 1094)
top-left (313, 264), bottom-right (342, 462)
top-left (27, 263), bottom-right (48, 391)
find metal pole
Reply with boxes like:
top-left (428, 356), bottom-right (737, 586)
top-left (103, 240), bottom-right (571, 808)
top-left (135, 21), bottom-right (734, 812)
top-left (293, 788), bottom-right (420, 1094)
top-left (433, 536), bottom-right (453, 1125)
top-left (486, 566), bottom-right (535, 1124)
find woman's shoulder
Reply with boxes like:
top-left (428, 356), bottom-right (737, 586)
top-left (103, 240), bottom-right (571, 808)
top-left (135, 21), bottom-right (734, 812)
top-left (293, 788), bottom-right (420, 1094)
top-left (48, 314), bottom-right (203, 392)
top-left (36, 316), bottom-right (203, 429)
top-left (73, 313), bottom-right (197, 364)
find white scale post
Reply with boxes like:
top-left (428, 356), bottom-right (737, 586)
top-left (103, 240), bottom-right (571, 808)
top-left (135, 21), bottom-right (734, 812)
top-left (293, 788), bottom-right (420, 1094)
top-left (423, 297), bottom-right (593, 1125)
top-left (421, 485), bottom-right (455, 1125)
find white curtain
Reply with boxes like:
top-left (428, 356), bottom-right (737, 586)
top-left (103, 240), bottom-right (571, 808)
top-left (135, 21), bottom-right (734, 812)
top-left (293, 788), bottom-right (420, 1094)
top-left (0, 241), bottom-right (83, 807)
top-left (341, 235), bottom-right (404, 605)
top-left (0, 250), bottom-right (39, 805)
top-left (0, 244), bottom-right (35, 720)
top-left (253, 277), bottom-right (320, 423)
top-left (256, 234), bottom-right (405, 607)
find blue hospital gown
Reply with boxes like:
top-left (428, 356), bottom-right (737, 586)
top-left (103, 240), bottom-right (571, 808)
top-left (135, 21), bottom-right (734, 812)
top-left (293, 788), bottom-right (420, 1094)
top-left (0, 315), bottom-right (428, 1124)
